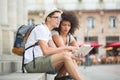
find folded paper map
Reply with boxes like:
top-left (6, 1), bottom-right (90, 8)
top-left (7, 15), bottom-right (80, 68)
top-left (74, 44), bottom-right (93, 56)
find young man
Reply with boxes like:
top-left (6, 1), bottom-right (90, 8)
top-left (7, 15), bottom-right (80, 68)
top-left (24, 10), bottom-right (82, 80)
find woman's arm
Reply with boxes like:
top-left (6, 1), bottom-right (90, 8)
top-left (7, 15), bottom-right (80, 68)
top-left (70, 40), bottom-right (79, 47)
top-left (48, 39), bottom-right (57, 48)
top-left (52, 33), bottom-right (65, 47)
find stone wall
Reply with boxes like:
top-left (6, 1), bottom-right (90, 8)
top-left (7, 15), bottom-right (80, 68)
top-left (0, 0), bottom-right (27, 74)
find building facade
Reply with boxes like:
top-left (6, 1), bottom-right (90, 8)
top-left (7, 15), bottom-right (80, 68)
top-left (28, 0), bottom-right (120, 55)
top-left (75, 10), bottom-right (120, 55)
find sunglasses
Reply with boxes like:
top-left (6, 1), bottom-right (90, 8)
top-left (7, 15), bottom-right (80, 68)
top-left (50, 16), bottom-right (62, 21)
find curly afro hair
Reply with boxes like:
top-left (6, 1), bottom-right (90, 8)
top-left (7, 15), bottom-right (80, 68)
top-left (54, 11), bottom-right (80, 35)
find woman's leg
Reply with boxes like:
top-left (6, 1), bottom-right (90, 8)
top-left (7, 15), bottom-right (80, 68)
top-left (51, 52), bottom-right (82, 80)
top-left (55, 55), bottom-right (82, 78)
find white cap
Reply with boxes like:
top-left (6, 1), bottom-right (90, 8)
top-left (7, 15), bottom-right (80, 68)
top-left (43, 8), bottom-right (63, 21)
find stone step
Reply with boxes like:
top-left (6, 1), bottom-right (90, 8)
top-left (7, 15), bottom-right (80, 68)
top-left (0, 72), bottom-right (56, 80)
top-left (0, 61), bottom-right (21, 75)
top-left (0, 55), bottom-right (22, 75)
top-left (0, 72), bottom-right (45, 80)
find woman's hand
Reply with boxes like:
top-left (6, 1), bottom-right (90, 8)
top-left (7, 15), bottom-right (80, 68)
top-left (65, 46), bottom-right (79, 53)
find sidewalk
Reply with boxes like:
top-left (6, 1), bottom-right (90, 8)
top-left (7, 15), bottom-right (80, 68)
top-left (79, 64), bottom-right (120, 80)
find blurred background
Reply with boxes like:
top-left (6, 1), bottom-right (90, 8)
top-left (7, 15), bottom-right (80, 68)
top-left (0, 0), bottom-right (120, 80)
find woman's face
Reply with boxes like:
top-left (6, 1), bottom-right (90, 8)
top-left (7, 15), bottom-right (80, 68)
top-left (60, 20), bottom-right (71, 34)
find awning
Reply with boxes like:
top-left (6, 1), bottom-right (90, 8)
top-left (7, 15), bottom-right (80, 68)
top-left (106, 41), bottom-right (120, 47)
top-left (79, 42), bottom-right (101, 48)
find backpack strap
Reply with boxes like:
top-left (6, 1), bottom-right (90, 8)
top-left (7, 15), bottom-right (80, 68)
top-left (22, 50), bottom-right (25, 73)
top-left (22, 42), bottom-right (38, 73)
top-left (68, 33), bottom-right (71, 46)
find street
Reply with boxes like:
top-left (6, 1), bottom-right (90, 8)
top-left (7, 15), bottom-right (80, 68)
top-left (79, 64), bottom-right (120, 80)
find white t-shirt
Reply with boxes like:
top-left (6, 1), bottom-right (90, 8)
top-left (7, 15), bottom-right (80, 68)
top-left (52, 30), bottom-right (75, 46)
top-left (24, 23), bottom-right (52, 64)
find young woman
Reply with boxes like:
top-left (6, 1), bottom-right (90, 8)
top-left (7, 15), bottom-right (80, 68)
top-left (52, 11), bottom-right (81, 80)
top-left (52, 11), bottom-right (79, 47)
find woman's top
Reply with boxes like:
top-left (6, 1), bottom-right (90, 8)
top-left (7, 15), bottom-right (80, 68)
top-left (52, 30), bottom-right (75, 46)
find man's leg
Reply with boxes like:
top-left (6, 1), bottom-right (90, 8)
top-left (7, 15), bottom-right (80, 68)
top-left (51, 52), bottom-right (82, 80)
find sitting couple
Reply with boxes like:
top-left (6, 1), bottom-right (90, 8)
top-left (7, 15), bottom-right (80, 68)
top-left (24, 9), bottom-right (82, 80)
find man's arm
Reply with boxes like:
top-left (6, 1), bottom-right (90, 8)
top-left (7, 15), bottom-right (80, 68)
top-left (38, 40), bottom-right (77, 56)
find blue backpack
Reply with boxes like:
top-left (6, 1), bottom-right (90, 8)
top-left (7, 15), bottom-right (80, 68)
top-left (12, 24), bottom-right (37, 56)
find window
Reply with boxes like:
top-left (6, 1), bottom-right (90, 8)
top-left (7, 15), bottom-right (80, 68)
top-left (109, 16), bottom-right (116, 28)
top-left (85, 36), bottom-right (98, 42)
top-left (106, 36), bottom-right (119, 44)
top-left (88, 17), bottom-right (94, 28)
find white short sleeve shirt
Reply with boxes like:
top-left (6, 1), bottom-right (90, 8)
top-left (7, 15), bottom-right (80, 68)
top-left (24, 23), bottom-right (52, 64)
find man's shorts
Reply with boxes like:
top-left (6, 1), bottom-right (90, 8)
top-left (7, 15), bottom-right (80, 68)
top-left (25, 56), bottom-right (55, 73)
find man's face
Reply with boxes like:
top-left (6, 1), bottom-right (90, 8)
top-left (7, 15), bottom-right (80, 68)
top-left (49, 12), bottom-right (62, 29)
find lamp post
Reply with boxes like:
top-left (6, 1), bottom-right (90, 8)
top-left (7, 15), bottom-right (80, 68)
top-left (86, 25), bottom-right (90, 43)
